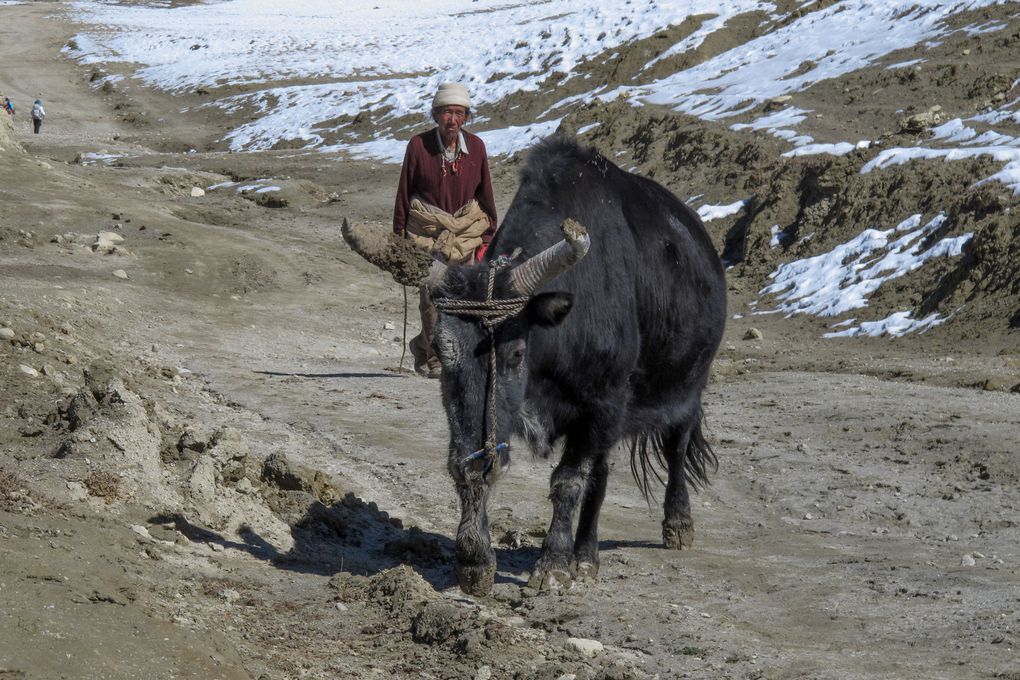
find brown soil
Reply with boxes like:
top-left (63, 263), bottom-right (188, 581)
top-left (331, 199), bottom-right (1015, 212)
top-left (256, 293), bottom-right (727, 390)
top-left (1, 4), bottom-right (1018, 680)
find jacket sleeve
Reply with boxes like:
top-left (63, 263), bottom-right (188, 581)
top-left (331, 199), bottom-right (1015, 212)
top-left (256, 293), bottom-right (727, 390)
top-left (475, 143), bottom-right (498, 243)
top-left (392, 139), bottom-right (416, 235)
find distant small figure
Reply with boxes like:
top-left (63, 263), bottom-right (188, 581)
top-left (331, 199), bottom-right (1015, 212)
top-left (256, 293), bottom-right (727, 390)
top-left (31, 99), bottom-right (45, 134)
top-left (3, 97), bottom-right (13, 116)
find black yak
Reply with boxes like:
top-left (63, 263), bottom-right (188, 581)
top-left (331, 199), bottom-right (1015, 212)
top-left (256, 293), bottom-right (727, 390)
top-left (424, 137), bottom-right (727, 595)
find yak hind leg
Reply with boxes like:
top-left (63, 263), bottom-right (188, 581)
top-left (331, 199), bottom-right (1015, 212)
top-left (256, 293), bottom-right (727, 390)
top-left (662, 424), bottom-right (696, 550)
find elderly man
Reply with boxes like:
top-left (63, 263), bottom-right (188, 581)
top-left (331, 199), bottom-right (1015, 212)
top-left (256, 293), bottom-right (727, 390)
top-left (393, 82), bottom-right (498, 378)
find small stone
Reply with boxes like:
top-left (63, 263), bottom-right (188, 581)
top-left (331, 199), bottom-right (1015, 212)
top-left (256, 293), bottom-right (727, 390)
top-left (190, 187), bottom-right (205, 198)
top-left (33, 342), bottom-right (45, 353)
top-left (743, 328), bottom-right (763, 340)
top-left (565, 637), bottom-right (604, 657)
top-left (383, 321), bottom-right (395, 331)
top-left (334, 601), bottom-right (348, 612)
top-left (209, 542), bottom-right (225, 552)
top-left (19, 364), bottom-right (39, 377)
top-left (972, 551), bottom-right (985, 559)
top-left (185, 268), bottom-right (193, 275)
top-left (474, 666), bottom-right (492, 680)
top-left (803, 512), bottom-right (814, 520)
top-left (961, 554), bottom-right (976, 567)
top-left (0, 327), bottom-right (14, 340)
top-left (235, 477), bottom-right (253, 494)
top-left (112, 269), bottom-right (128, 280)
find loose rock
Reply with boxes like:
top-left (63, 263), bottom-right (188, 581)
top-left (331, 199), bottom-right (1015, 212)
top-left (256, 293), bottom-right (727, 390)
top-left (565, 637), bottom-right (604, 657)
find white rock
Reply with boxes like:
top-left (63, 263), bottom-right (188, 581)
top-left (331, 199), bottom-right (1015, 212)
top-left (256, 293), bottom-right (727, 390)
top-left (130, 524), bottom-right (154, 541)
top-left (19, 364), bottom-right (39, 377)
top-left (565, 637), bottom-right (604, 657)
top-left (334, 602), bottom-right (348, 612)
top-left (98, 231), bottom-right (124, 244)
top-left (190, 187), bottom-right (205, 198)
top-left (235, 477), bottom-right (253, 494)
top-left (383, 322), bottom-right (395, 331)
top-left (188, 458), bottom-right (217, 503)
top-left (961, 554), bottom-right (976, 567)
top-left (474, 666), bottom-right (492, 680)
top-left (219, 588), bottom-right (241, 603)
top-left (0, 327), bottom-right (14, 340)
top-left (112, 269), bottom-right (128, 279)
top-left (66, 481), bottom-right (88, 502)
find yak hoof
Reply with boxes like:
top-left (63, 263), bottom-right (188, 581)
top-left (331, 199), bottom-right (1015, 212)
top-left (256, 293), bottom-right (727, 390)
top-left (457, 562), bottom-right (496, 597)
top-left (662, 518), bottom-right (695, 550)
top-left (528, 567), bottom-right (573, 591)
top-left (574, 560), bottom-right (599, 581)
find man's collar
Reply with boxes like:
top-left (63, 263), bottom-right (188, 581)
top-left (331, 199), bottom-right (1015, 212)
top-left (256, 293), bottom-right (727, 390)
top-left (435, 128), bottom-right (469, 155)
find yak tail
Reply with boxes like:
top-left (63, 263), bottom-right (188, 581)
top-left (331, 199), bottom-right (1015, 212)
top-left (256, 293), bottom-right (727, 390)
top-left (628, 413), bottom-right (718, 504)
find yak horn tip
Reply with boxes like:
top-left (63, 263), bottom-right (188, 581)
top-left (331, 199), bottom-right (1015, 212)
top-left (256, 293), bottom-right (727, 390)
top-left (561, 218), bottom-right (588, 241)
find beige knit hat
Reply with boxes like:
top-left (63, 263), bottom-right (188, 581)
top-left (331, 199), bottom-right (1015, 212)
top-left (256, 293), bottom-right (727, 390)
top-left (431, 83), bottom-right (471, 111)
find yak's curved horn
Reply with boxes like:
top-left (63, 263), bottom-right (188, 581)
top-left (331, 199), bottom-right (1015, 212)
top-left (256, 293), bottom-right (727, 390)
top-left (340, 218), bottom-right (433, 287)
top-left (508, 218), bottom-right (590, 296)
top-left (424, 259), bottom-right (449, 291)
top-left (340, 217), bottom-right (386, 268)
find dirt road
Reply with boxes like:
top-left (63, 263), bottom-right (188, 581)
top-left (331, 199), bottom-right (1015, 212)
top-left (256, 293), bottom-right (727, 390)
top-left (2, 4), bottom-right (1018, 679)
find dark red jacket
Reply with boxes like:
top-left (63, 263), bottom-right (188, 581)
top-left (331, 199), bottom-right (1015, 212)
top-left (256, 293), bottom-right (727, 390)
top-left (392, 128), bottom-right (498, 242)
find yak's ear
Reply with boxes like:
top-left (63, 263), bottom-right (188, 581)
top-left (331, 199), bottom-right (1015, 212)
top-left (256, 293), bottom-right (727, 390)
top-left (526, 292), bottom-right (573, 327)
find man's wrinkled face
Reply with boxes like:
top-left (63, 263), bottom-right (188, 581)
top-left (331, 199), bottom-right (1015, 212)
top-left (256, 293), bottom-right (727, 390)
top-left (434, 105), bottom-right (468, 144)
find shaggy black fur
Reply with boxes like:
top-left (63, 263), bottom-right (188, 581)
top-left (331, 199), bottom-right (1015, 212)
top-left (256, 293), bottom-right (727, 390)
top-left (434, 136), bottom-right (726, 595)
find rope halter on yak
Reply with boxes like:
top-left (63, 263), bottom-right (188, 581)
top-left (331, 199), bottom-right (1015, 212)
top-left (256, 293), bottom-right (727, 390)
top-left (432, 255), bottom-right (529, 482)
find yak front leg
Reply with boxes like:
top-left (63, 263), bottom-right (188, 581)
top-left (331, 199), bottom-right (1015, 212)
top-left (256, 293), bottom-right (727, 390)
top-left (528, 453), bottom-right (586, 590)
top-left (573, 451), bottom-right (608, 580)
top-left (454, 482), bottom-right (496, 596)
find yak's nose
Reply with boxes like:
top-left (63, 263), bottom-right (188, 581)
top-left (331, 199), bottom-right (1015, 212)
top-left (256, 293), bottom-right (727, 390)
top-left (458, 442), bottom-right (511, 483)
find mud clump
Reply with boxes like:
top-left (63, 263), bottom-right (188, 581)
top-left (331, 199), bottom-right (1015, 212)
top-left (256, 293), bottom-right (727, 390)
top-left (411, 601), bottom-right (468, 644)
top-left (341, 219), bottom-right (433, 286)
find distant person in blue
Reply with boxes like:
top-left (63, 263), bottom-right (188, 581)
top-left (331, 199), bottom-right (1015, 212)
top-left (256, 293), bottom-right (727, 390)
top-left (3, 97), bottom-right (13, 116)
top-left (31, 99), bottom-right (45, 134)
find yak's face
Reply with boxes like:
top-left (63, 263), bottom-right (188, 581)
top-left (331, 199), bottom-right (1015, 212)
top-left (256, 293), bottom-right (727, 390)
top-left (434, 271), bottom-right (572, 484)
